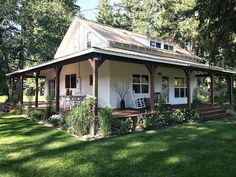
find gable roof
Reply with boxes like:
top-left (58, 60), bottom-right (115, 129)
top-left (77, 18), bottom-right (204, 64)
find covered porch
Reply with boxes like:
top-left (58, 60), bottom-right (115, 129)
top-left (6, 47), bottom-right (236, 115)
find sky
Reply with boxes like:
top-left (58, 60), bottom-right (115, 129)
top-left (77, 0), bottom-right (119, 20)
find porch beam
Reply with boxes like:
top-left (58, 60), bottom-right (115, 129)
top-left (145, 63), bottom-right (157, 113)
top-left (184, 69), bottom-right (192, 110)
top-left (55, 65), bottom-right (63, 113)
top-left (210, 73), bottom-right (214, 106)
top-left (34, 72), bottom-right (40, 108)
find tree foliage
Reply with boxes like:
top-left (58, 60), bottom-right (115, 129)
top-left (0, 0), bottom-right (79, 95)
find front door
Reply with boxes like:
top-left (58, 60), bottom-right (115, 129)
top-left (162, 76), bottom-right (169, 103)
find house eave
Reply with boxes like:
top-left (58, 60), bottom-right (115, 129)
top-left (6, 46), bottom-right (236, 77)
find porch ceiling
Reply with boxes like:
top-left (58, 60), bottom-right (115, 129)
top-left (6, 46), bottom-right (236, 77)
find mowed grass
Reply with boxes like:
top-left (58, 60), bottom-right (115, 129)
top-left (0, 95), bottom-right (45, 103)
top-left (0, 95), bottom-right (7, 103)
top-left (1, 114), bottom-right (236, 177)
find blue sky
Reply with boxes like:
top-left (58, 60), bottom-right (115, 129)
top-left (77, 0), bottom-right (119, 20)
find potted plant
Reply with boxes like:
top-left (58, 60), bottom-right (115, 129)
top-left (112, 81), bottom-right (130, 109)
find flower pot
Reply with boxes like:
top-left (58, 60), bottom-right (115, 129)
top-left (120, 99), bottom-right (125, 109)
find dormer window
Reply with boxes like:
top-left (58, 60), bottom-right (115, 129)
top-left (164, 44), bottom-right (174, 51)
top-left (156, 42), bottom-right (161, 48)
top-left (86, 32), bottom-right (91, 48)
top-left (150, 41), bottom-right (156, 47)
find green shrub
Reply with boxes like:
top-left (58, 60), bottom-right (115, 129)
top-left (192, 98), bottom-right (202, 110)
top-left (31, 109), bottom-right (43, 120)
top-left (66, 106), bottom-right (89, 135)
top-left (48, 114), bottom-right (62, 127)
top-left (111, 118), bottom-right (130, 135)
top-left (99, 106), bottom-right (113, 136)
top-left (43, 106), bottom-right (52, 121)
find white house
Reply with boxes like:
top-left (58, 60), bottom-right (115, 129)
top-left (6, 17), bottom-right (236, 113)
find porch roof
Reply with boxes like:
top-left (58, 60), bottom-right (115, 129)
top-left (6, 45), bottom-right (236, 77)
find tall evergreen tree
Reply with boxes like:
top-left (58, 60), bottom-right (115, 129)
top-left (194, 0), bottom-right (236, 67)
top-left (97, 0), bottom-right (114, 26)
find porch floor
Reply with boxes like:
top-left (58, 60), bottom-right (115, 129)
top-left (112, 109), bottom-right (147, 119)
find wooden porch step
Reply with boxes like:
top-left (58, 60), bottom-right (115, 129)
top-left (197, 105), bottom-right (229, 121)
top-left (202, 112), bottom-right (230, 121)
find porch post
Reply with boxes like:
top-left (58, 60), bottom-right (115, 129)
top-left (55, 65), bottom-right (62, 113)
top-left (34, 72), bottom-right (40, 108)
top-left (8, 77), bottom-right (13, 102)
top-left (19, 76), bottom-right (24, 105)
top-left (184, 69), bottom-right (192, 110)
top-left (145, 63), bottom-right (157, 113)
top-left (210, 73), bottom-right (214, 106)
top-left (228, 75), bottom-right (234, 105)
top-left (88, 58), bottom-right (98, 115)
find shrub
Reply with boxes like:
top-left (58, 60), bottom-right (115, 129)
top-left (184, 109), bottom-right (200, 122)
top-left (66, 106), bottom-right (89, 135)
top-left (31, 109), bottom-right (43, 120)
top-left (99, 106), bottom-right (113, 136)
top-left (111, 118), bottom-right (130, 135)
top-left (65, 96), bottom-right (97, 136)
top-left (43, 106), bottom-right (52, 121)
top-left (49, 114), bottom-right (62, 127)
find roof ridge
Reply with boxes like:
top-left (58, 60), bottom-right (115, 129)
top-left (76, 16), bottom-right (176, 45)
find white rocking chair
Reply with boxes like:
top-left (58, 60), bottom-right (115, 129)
top-left (131, 91), bottom-right (146, 109)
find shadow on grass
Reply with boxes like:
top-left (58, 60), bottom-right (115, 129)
top-left (1, 114), bottom-right (236, 177)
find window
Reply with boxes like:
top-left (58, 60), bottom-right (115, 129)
top-left (164, 44), bottom-right (174, 51)
top-left (65, 74), bottom-right (76, 89)
top-left (164, 44), bottom-right (169, 50)
top-left (86, 32), bottom-right (91, 48)
top-left (150, 40), bottom-right (156, 47)
top-left (89, 74), bottom-right (93, 86)
top-left (174, 77), bottom-right (187, 98)
top-left (156, 42), bottom-right (161, 48)
top-left (132, 74), bottom-right (149, 93)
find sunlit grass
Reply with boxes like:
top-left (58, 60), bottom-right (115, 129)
top-left (1, 114), bottom-right (236, 177)
top-left (0, 95), bottom-right (7, 103)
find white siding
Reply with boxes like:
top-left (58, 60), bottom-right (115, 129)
top-left (109, 61), bottom-right (197, 109)
top-left (55, 20), bottom-right (107, 58)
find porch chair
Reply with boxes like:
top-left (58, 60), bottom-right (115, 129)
top-left (131, 91), bottom-right (146, 109)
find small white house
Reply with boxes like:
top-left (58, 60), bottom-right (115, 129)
top-left (7, 17), bottom-right (236, 113)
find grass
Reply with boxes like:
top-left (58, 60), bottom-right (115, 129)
top-left (1, 114), bottom-right (236, 177)
top-left (0, 95), bottom-right (45, 103)
top-left (0, 95), bottom-right (7, 103)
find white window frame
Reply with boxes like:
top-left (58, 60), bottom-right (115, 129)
top-left (132, 74), bottom-right (149, 94)
top-left (174, 77), bottom-right (187, 98)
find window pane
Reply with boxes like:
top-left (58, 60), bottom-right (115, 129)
top-left (164, 44), bottom-right (168, 50)
top-left (184, 78), bottom-right (187, 87)
top-left (142, 85), bottom-right (149, 93)
top-left (65, 75), bottom-right (70, 88)
top-left (169, 45), bottom-right (174, 51)
top-left (175, 88), bottom-right (179, 98)
top-left (133, 84), bottom-right (140, 93)
top-left (174, 78), bottom-right (179, 87)
top-left (150, 41), bottom-right (155, 47)
top-left (156, 42), bottom-right (161, 48)
top-left (71, 74), bottom-right (76, 88)
top-left (133, 74), bottom-right (140, 83)
top-left (180, 88), bottom-right (185, 97)
top-left (141, 75), bottom-right (149, 84)
top-left (180, 78), bottom-right (185, 87)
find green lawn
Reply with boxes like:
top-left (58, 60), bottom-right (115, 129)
top-left (0, 95), bottom-right (45, 103)
top-left (0, 96), bottom-right (7, 103)
top-left (1, 114), bottom-right (236, 177)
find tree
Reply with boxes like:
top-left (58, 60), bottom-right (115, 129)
top-left (0, 0), bottom-right (79, 96)
top-left (194, 0), bottom-right (236, 67)
top-left (97, 0), bottom-right (114, 26)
